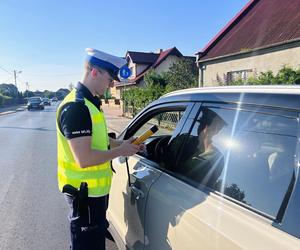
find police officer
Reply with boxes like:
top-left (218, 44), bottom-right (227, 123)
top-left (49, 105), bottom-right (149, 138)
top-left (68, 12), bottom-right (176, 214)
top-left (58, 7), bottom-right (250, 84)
top-left (56, 48), bottom-right (142, 250)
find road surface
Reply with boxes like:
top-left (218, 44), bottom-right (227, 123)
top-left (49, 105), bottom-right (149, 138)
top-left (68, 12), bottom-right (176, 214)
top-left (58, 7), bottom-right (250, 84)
top-left (0, 103), bottom-right (119, 250)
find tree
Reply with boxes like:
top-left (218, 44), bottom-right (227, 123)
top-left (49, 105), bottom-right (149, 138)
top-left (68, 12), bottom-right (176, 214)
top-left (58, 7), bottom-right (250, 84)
top-left (43, 90), bottom-right (55, 98)
top-left (164, 58), bottom-right (198, 91)
top-left (144, 69), bottom-right (167, 88)
top-left (0, 83), bottom-right (19, 98)
top-left (122, 82), bottom-right (166, 116)
top-left (56, 88), bottom-right (70, 100)
top-left (122, 58), bottom-right (198, 117)
top-left (0, 92), bottom-right (12, 106)
top-left (22, 90), bottom-right (35, 98)
top-left (224, 183), bottom-right (247, 204)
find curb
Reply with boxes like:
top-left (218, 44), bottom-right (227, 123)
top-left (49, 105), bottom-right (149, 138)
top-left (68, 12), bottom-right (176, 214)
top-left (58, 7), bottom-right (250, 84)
top-left (0, 106), bottom-right (27, 116)
top-left (0, 111), bottom-right (17, 116)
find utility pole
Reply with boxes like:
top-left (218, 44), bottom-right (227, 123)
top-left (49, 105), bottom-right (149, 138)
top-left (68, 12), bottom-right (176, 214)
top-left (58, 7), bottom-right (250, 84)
top-left (26, 82), bottom-right (29, 98)
top-left (13, 70), bottom-right (22, 88)
top-left (14, 70), bottom-right (17, 87)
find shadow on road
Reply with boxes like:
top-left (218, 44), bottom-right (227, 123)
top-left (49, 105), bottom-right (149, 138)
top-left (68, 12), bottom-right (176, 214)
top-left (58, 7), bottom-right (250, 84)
top-left (26, 109), bottom-right (56, 113)
top-left (0, 126), bottom-right (56, 132)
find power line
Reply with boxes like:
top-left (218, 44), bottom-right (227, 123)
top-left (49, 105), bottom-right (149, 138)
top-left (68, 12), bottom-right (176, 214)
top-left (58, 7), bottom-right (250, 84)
top-left (0, 65), bottom-right (12, 76)
top-left (26, 73), bottom-right (81, 77)
top-left (3, 76), bottom-right (13, 83)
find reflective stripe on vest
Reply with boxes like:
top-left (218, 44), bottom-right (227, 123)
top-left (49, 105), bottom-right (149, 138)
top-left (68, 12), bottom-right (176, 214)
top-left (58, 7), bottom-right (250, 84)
top-left (56, 89), bottom-right (112, 197)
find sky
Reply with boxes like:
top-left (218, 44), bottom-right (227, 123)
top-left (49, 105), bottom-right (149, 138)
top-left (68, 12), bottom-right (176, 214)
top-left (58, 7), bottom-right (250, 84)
top-left (0, 0), bottom-right (249, 92)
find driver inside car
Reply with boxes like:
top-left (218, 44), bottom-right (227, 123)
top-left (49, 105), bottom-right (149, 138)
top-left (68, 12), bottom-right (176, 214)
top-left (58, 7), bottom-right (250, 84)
top-left (178, 108), bottom-right (227, 188)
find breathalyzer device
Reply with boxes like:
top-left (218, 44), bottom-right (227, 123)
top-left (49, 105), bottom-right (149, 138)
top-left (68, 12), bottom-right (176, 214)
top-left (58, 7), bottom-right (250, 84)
top-left (132, 125), bottom-right (158, 145)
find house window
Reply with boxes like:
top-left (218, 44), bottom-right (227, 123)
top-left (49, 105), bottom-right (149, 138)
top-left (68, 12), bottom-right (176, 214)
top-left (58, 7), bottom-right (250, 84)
top-left (226, 69), bottom-right (253, 83)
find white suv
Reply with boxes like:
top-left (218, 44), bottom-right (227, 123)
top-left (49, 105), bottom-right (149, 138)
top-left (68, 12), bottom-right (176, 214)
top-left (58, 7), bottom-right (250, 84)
top-left (108, 86), bottom-right (300, 250)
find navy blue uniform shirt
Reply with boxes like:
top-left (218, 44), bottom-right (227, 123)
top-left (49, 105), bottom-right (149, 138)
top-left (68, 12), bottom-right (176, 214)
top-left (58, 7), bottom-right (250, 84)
top-left (58, 82), bottom-right (101, 139)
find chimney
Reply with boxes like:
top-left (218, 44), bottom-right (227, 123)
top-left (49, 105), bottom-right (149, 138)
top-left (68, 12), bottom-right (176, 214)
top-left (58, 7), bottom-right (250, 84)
top-left (157, 48), bottom-right (163, 54)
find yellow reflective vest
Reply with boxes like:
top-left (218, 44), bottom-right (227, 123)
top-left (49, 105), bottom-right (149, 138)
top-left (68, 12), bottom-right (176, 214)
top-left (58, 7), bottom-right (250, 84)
top-left (56, 89), bottom-right (112, 197)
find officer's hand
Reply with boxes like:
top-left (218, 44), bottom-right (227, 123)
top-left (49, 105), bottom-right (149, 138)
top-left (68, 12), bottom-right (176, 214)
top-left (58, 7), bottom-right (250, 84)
top-left (131, 138), bottom-right (146, 152)
top-left (138, 143), bottom-right (146, 152)
top-left (118, 137), bottom-right (140, 157)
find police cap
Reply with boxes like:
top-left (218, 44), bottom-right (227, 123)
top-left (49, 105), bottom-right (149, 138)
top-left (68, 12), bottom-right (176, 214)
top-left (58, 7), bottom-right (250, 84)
top-left (85, 48), bottom-right (128, 82)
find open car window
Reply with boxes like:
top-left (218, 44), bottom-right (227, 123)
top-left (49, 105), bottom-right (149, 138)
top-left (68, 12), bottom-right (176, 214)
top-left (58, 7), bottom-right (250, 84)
top-left (134, 111), bottom-right (184, 137)
top-left (128, 105), bottom-right (190, 166)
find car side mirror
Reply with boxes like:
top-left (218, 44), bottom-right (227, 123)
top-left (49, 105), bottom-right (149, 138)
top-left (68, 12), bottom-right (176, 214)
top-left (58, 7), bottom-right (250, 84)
top-left (108, 132), bottom-right (116, 139)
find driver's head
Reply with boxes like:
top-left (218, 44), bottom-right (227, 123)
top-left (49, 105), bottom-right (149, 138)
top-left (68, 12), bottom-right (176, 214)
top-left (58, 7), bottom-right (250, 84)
top-left (197, 108), bottom-right (227, 142)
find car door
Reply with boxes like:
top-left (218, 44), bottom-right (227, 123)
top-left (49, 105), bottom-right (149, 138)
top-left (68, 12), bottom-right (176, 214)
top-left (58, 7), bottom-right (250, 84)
top-left (144, 103), bottom-right (300, 249)
top-left (108, 102), bottom-right (194, 250)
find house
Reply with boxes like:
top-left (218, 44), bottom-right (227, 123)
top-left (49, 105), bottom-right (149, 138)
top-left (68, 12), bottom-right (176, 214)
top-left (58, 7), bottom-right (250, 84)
top-left (196, 0), bottom-right (300, 86)
top-left (112, 47), bottom-right (195, 99)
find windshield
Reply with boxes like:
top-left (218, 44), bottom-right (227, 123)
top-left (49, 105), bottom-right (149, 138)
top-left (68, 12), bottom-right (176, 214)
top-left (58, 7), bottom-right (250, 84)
top-left (29, 97), bottom-right (41, 103)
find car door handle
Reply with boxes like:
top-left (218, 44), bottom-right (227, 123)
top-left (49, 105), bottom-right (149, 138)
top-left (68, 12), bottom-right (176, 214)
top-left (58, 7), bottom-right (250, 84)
top-left (130, 185), bottom-right (144, 200)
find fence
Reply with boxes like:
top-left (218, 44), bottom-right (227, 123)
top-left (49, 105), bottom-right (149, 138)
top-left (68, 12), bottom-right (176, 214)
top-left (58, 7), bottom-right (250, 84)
top-left (150, 111), bottom-right (183, 130)
top-left (124, 103), bottom-right (183, 129)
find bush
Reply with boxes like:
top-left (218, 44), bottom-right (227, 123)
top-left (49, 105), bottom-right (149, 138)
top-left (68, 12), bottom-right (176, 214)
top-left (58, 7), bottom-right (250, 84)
top-left (0, 93), bottom-right (12, 107)
top-left (230, 66), bottom-right (300, 85)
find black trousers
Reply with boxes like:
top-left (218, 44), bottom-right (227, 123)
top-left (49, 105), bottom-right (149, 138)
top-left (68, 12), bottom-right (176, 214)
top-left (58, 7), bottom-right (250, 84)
top-left (65, 194), bottom-right (109, 250)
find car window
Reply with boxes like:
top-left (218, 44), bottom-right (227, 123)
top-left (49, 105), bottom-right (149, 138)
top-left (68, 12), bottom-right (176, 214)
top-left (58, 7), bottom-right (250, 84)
top-left (134, 111), bottom-right (184, 137)
top-left (29, 97), bottom-right (41, 102)
top-left (176, 105), bottom-right (298, 219)
top-left (132, 108), bottom-right (187, 165)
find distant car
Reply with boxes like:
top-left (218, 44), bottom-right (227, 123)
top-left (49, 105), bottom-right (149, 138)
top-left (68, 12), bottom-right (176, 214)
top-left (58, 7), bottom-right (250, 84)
top-left (42, 98), bottom-right (51, 106)
top-left (27, 97), bottom-right (44, 110)
top-left (51, 97), bottom-right (58, 102)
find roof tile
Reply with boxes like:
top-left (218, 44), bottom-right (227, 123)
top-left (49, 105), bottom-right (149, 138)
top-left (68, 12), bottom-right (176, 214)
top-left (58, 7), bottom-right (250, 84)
top-left (199, 0), bottom-right (300, 60)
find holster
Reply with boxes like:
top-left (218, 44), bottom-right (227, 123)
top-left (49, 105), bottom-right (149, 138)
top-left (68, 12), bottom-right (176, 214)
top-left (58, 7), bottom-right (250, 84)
top-left (63, 182), bottom-right (89, 223)
top-left (78, 182), bottom-right (89, 222)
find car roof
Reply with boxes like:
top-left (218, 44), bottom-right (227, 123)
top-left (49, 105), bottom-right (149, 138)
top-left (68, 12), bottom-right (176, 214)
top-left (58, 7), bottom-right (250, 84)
top-left (156, 85), bottom-right (300, 111)
top-left (163, 85), bottom-right (300, 97)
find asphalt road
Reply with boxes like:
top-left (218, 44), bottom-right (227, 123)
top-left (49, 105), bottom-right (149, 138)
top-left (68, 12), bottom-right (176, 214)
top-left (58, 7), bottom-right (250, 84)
top-left (0, 103), bottom-right (118, 250)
